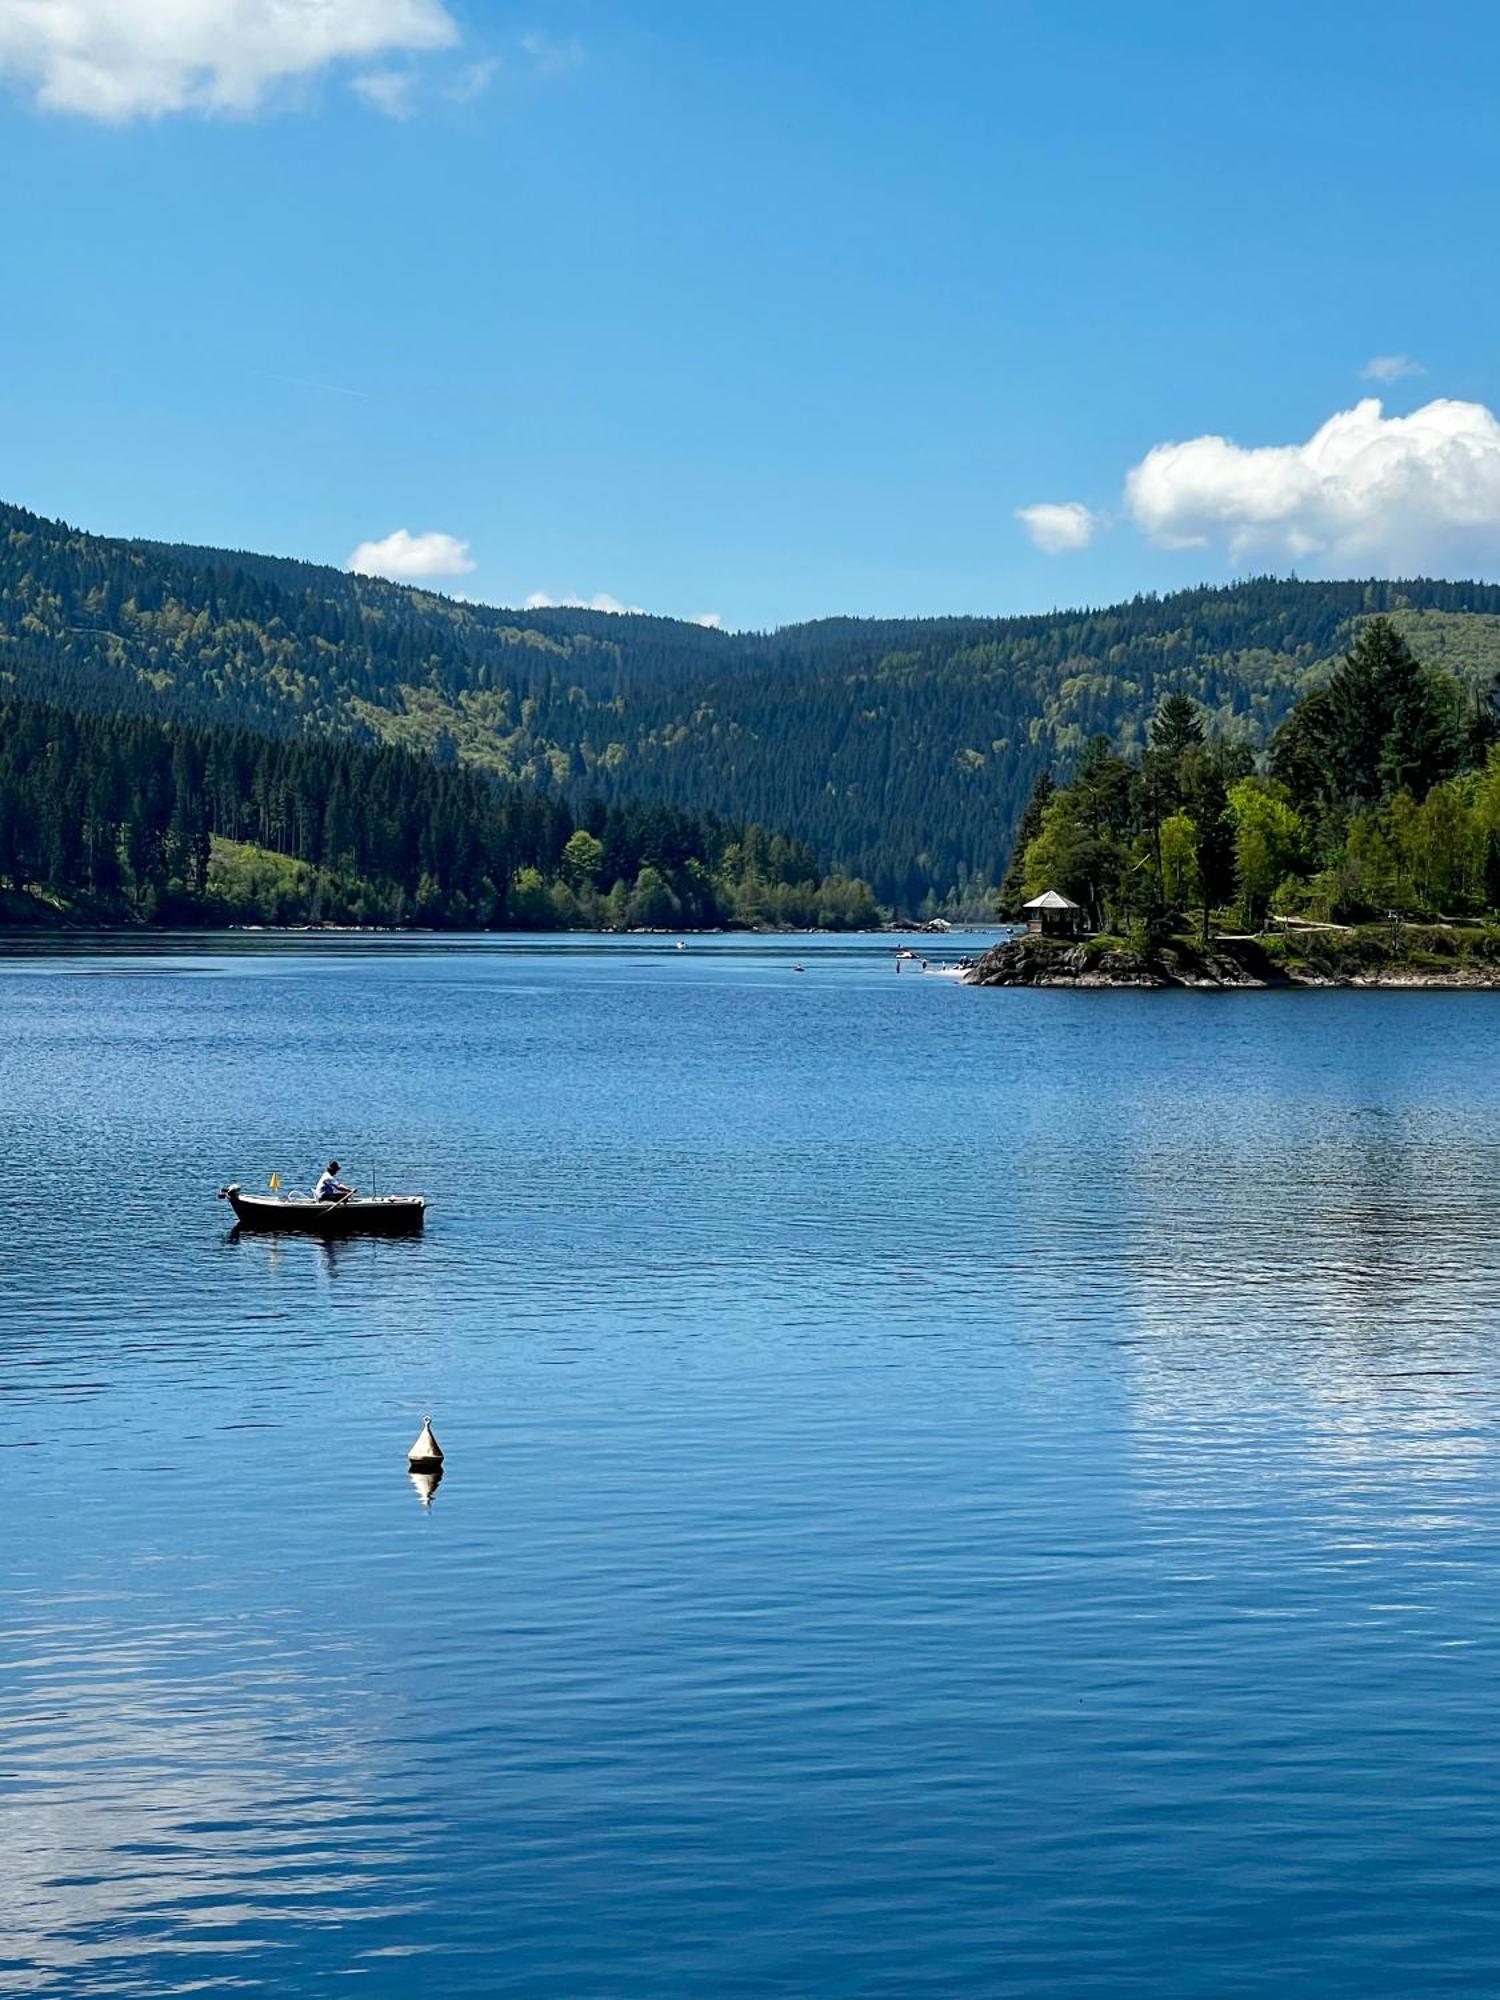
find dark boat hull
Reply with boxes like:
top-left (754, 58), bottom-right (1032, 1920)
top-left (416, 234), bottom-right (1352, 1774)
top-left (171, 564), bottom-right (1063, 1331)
top-left (222, 1186), bottom-right (425, 1235)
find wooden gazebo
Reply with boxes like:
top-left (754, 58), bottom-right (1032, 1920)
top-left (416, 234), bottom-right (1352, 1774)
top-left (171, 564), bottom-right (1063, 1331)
top-left (1023, 889), bottom-right (1086, 938)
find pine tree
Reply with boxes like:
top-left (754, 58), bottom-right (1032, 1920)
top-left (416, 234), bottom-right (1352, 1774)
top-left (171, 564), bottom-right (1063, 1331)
top-left (1324, 617), bottom-right (1460, 805)
top-left (997, 772), bottom-right (1054, 915)
top-left (1148, 691), bottom-right (1205, 763)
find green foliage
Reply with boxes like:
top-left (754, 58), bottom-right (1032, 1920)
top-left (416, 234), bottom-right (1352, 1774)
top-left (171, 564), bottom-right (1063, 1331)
top-left (561, 828), bottom-right (604, 888)
top-left (1255, 620), bottom-right (1500, 922)
top-left (1148, 690), bottom-right (1206, 766)
top-left (13, 502), bottom-right (1500, 910)
top-left (1015, 708), bottom-right (1247, 936)
top-left (1021, 787), bottom-right (1114, 920)
top-left (996, 771), bottom-right (1053, 915)
top-left (1270, 616), bottom-right (1463, 811)
top-left (999, 610), bottom-right (1500, 944)
top-left (1227, 779), bottom-right (1308, 928)
top-left (1158, 810), bottom-right (1200, 909)
top-left (0, 696), bottom-right (877, 931)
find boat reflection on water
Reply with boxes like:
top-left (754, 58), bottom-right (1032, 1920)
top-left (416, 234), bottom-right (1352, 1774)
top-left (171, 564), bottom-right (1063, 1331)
top-left (224, 1226), bottom-right (382, 1275)
top-left (409, 1465), bottom-right (443, 1507)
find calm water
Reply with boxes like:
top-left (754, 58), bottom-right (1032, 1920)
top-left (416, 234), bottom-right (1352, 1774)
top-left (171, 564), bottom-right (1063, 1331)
top-left (6, 932), bottom-right (1500, 1996)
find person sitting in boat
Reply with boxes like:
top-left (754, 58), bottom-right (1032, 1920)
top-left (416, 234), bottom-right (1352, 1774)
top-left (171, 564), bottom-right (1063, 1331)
top-left (314, 1160), bottom-right (352, 1203)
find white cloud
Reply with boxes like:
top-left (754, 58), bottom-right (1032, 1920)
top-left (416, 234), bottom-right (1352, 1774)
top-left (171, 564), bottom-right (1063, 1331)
top-left (350, 68), bottom-right (416, 118)
top-left (1016, 501), bottom-right (1101, 554)
top-left (0, 0), bottom-right (458, 121)
top-left (519, 31), bottom-right (583, 76)
top-left (524, 591), bottom-right (646, 616)
top-left (447, 56), bottom-right (499, 102)
top-left (1125, 396), bottom-right (1500, 572)
top-left (1361, 353), bottom-right (1426, 383)
top-left (689, 612), bottom-right (724, 629)
top-left (348, 528), bottom-right (475, 580)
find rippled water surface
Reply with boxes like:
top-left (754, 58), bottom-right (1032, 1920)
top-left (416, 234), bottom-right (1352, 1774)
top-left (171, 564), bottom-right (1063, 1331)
top-left (6, 932), bottom-right (1500, 1996)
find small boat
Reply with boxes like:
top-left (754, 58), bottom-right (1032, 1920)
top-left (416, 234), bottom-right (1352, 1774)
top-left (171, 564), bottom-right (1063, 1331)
top-left (219, 1183), bottom-right (426, 1235)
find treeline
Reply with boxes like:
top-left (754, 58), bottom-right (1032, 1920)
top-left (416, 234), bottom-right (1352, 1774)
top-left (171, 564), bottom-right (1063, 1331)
top-left (11, 500), bottom-right (1500, 910)
top-left (1002, 618), bottom-right (1500, 937)
top-left (0, 698), bottom-right (879, 930)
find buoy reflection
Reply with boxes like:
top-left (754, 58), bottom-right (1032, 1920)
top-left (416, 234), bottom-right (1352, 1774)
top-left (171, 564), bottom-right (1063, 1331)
top-left (409, 1464), bottom-right (443, 1507)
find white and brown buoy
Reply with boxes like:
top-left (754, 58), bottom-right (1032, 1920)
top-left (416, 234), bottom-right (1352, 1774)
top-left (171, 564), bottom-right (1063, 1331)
top-left (408, 1416), bottom-right (443, 1472)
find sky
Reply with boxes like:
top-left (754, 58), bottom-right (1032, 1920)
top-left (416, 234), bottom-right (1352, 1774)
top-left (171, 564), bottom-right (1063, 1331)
top-left (2, 0), bottom-right (1500, 629)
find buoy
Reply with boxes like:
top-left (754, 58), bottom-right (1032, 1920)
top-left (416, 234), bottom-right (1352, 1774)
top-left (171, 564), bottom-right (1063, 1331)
top-left (408, 1416), bottom-right (443, 1470)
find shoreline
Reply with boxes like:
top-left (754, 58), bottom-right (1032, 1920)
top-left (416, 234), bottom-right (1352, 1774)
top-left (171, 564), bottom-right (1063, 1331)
top-left (964, 931), bottom-right (1500, 991)
top-left (0, 914), bottom-right (999, 941)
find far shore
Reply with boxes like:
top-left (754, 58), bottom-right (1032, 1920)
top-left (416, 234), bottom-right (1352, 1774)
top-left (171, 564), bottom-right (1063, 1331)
top-left (0, 918), bottom-right (1004, 943)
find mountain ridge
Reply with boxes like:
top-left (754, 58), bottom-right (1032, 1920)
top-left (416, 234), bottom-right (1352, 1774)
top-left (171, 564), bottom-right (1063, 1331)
top-left (8, 498), bottom-right (1500, 911)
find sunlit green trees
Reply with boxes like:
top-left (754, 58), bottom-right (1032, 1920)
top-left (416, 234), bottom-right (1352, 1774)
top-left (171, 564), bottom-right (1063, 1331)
top-left (1013, 629), bottom-right (1500, 939)
top-left (1226, 780), bottom-right (1308, 929)
top-left (561, 828), bottom-right (604, 890)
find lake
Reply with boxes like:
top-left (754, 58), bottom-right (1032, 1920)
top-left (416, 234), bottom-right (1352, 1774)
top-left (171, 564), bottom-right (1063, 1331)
top-left (5, 932), bottom-right (1500, 1996)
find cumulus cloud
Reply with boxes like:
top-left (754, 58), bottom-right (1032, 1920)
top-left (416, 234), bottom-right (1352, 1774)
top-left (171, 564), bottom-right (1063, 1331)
top-left (1361, 353), bottom-right (1426, 383)
top-left (1125, 396), bottom-right (1500, 572)
top-left (0, 0), bottom-right (458, 120)
top-left (689, 612), bottom-right (724, 629)
top-left (348, 528), bottom-right (475, 580)
top-left (524, 591), bottom-right (646, 616)
top-left (1016, 501), bottom-right (1101, 554)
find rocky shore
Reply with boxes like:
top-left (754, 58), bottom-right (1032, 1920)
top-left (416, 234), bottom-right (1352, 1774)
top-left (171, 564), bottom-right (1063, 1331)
top-left (964, 931), bottom-right (1500, 990)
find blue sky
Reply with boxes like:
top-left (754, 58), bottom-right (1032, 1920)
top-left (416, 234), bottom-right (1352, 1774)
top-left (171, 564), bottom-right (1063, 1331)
top-left (2, 0), bottom-right (1499, 627)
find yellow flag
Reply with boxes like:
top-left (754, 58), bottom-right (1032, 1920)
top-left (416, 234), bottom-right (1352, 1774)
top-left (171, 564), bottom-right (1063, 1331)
top-left (269, 1172), bottom-right (281, 1191)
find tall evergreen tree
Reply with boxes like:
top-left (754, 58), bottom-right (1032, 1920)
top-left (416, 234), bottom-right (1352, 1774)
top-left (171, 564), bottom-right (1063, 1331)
top-left (997, 772), bottom-right (1054, 915)
top-left (1148, 690), bottom-right (1206, 764)
top-left (1282, 615), bottom-right (1464, 808)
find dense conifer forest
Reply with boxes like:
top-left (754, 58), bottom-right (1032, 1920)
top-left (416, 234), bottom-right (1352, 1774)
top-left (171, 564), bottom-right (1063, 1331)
top-left (11, 501), bottom-right (1500, 912)
top-left (0, 698), bottom-right (878, 930)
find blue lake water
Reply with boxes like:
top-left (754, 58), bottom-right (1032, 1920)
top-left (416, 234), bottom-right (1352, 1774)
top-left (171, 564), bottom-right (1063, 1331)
top-left (5, 931), bottom-right (1500, 1995)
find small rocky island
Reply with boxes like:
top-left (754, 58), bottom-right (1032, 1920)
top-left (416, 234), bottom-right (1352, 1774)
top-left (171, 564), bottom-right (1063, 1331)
top-left (965, 927), bottom-right (1500, 990)
top-left (983, 620), bottom-right (1500, 991)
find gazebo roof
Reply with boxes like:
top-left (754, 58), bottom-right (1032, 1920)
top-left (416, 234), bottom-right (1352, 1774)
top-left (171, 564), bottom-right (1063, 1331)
top-left (1023, 889), bottom-right (1081, 910)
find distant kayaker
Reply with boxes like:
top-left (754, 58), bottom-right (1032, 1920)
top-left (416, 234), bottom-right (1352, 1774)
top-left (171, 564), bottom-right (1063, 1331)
top-left (314, 1160), bottom-right (352, 1202)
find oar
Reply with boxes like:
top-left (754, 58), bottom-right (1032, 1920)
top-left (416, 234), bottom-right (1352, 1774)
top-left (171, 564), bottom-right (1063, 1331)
top-left (316, 1187), bottom-right (357, 1229)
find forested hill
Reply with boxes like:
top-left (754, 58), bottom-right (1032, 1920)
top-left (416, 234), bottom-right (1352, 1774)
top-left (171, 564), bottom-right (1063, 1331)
top-left (9, 498), bottom-right (1500, 911)
top-left (0, 696), bottom-right (877, 931)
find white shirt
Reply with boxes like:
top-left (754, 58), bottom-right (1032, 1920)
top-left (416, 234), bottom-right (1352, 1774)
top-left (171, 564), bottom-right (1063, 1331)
top-left (314, 1171), bottom-right (341, 1201)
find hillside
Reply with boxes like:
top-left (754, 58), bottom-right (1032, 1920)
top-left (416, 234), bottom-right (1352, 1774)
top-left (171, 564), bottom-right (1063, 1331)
top-left (7, 500), bottom-right (1500, 911)
top-left (0, 696), bottom-right (876, 931)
